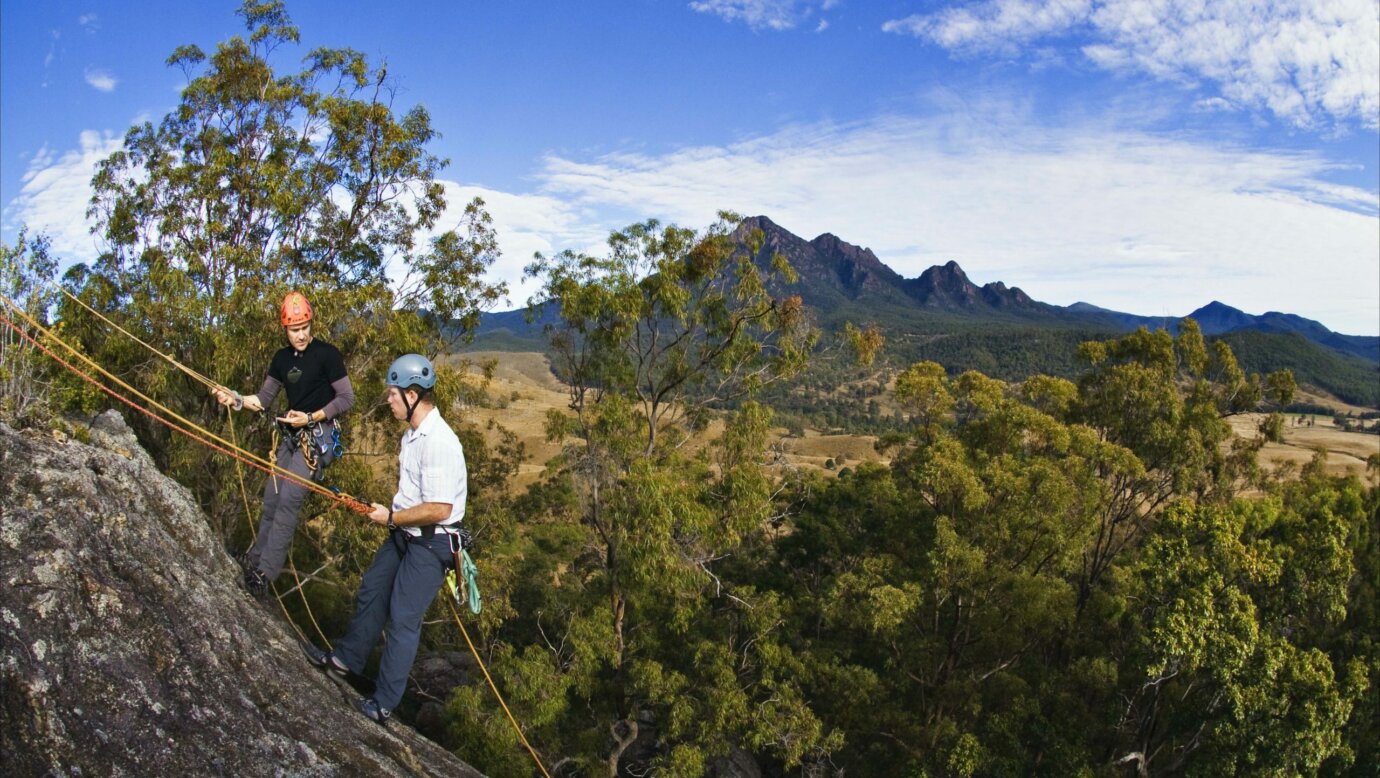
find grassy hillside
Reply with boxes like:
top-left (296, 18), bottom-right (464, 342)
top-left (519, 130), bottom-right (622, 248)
top-left (459, 308), bottom-right (1377, 411)
top-left (1219, 329), bottom-right (1379, 407)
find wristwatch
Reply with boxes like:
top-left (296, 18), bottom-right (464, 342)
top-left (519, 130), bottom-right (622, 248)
top-left (386, 508), bottom-right (396, 530)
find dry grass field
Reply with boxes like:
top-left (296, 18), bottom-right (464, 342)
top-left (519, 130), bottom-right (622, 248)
top-left (454, 352), bottom-right (1378, 491)
top-left (1226, 413), bottom-right (1379, 482)
top-left (442, 352), bottom-right (571, 488)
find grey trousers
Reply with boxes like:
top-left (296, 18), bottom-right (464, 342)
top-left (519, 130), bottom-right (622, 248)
top-left (333, 531), bottom-right (451, 711)
top-left (246, 433), bottom-right (334, 581)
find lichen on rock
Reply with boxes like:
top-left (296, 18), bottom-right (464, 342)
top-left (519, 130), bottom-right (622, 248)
top-left (0, 414), bottom-right (485, 776)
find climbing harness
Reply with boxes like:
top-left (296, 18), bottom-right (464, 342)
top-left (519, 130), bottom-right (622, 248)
top-left (1, 292), bottom-right (549, 778)
top-left (269, 418), bottom-right (342, 480)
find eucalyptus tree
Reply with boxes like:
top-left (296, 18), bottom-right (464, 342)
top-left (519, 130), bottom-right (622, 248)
top-left (1071, 319), bottom-right (1295, 605)
top-left (775, 363), bottom-right (1145, 775)
top-left (1117, 465), bottom-right (1368, 775)
top-left (0, 231), bottom-right (74, 425)
top-left (767, 330), bottom-right (1311, 775)
top-left (447, 214), bottom-right (831, 776)
top-left (68, 1), bottom-right (503, 539)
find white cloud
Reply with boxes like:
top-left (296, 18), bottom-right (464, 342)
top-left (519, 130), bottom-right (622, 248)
top-left (689, 0), bottom-right (836, 31)
top-left (13, 113), bottom-right (1376, 335)
top-left (3, 131), bottom-right (122, 262)
top-left (84, 68), bottom-right (117, 92)
top-left (44, 30), bottom-right (60, 70)
top-left (883, 0), bottom-right (1380, 130)
top-left (77, 13), bottom-right (99, 32)
top-left (526, 112), bottom-right (1379, 335)
top-left (883, 0), bottom-right (1092, 52)
top-left (427, 183), bottom-right (611, 308)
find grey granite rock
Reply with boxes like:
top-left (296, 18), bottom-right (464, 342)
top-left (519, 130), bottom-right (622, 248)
top-left (0, 417), bottom-right (485, 777)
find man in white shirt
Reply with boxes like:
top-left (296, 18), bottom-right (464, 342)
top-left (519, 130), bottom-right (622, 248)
top-left (302, 353), bottom-right (466, 724)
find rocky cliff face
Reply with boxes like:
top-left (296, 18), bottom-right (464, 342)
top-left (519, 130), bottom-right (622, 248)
top-left (0, 412), bottom-right (484, 777)
top-left (735, 216), bottom-right (1045, 317)
top-left (736, 215), bottom-right (916, 309)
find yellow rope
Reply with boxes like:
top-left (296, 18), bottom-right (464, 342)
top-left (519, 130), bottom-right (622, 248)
top-left (50, 280), bottom-right (221, 390)
top-left (13, 291), bottom-right (547, 772)
top-left (286, 549), bottom-right (332, 649)
top-left (446, 598), bottom-right (552, 778)
top-left (230, 407), bottom-right (331, 648)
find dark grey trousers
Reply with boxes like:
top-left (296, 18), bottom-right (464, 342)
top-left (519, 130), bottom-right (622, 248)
top-left (332, 532), bottom-right (451, 710)
top-left (246, 434), bottom-right (334, 581)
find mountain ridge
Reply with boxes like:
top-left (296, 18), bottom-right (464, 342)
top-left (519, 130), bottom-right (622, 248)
top-left (729, 215), bottom-right (1377, 358)
top-left (465, 216), bottom-right (1377, 404)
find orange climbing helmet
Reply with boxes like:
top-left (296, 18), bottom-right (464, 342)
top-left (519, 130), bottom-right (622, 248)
top-left (280, 291), bottom-right (313, 327)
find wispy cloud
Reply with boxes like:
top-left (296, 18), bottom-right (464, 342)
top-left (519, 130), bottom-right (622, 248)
top-left (44, 29), bottom-right (60, 70)
top-left (883, 0), bottom-right (1380, 130)
top-left (884, 0), bottom-right (1092, 51)
top-left (527, 111), bottom-right (1378, 334)
top-left (689, 0), bottom-right (837, 31)
top-left (84, 68), bottom-right (117, 92)
top-left (11, 112), bottom-right (1376, 334)
top-left (77, 13), bottom-right (99, 32)
top-left (3, 131), bottom-right (121, 261)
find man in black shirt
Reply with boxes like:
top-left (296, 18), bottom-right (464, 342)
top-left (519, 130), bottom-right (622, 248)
top-left (213, 291), bottom-right (355, 596)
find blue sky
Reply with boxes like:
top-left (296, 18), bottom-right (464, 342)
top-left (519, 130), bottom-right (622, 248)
top-left (2, 0), bottom-right (1377, 335)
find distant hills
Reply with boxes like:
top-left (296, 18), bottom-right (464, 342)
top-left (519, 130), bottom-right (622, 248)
top-left (728, 216), bottom-right (1377, 357)
top-left (465, 215), bottom-right (1378, 405)
top-left (1066, 299), bottom-right (1378, 363)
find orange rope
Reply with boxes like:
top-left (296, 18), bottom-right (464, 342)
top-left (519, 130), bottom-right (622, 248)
top-left (6, 295), bottom-right (550, 776)
top-left (0, 300), bottom-right (371, 515)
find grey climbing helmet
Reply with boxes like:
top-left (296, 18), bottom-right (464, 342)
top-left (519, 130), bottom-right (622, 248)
top-left (386, 354), bottom-right (436, 390)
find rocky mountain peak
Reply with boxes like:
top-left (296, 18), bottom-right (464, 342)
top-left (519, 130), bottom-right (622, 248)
top-left (906, 260), bottom-right (982, 307)
top-left (1187, 300), bottom-right (1257, 335)
top-left (0, 412), bottom-right (482, 776)
top-left (735, 216), bottom-right (911, 304)
top-left (901, 260), bottom-right (1037, 310)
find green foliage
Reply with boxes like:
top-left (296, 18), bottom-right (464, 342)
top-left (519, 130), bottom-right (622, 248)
top-left (1221, 329), bottom-right (1380, 407)
top-left (454, 214), bottom-right (835, 775)
top-left (59, 0), bottom-right (502, 545)
top-left (1, 231), bottom-right (59, 426)
top-left (1122, 490), bottom-right (1366, 774)
top-left (735, 330), bottom-right (1371, 777)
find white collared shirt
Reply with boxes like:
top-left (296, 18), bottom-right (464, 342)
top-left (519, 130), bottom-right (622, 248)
top-left (392, 405), bottom-right (467, 537)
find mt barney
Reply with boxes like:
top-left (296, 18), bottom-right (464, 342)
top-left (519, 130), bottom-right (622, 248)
top-left (731, 216), bottom-right (1375, 360)
top-left (471, 215), bottom-right (1378, 379)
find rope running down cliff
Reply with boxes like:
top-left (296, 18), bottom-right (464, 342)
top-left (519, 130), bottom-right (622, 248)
top-left (0, 295), bottom-right (553, 778)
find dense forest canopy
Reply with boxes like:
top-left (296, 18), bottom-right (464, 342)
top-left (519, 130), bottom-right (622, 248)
top-left (2, 3), bottom-right (1376, 777)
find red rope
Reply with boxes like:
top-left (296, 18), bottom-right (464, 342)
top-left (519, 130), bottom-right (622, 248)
top-left (0, 309), bottom-right (372, 515)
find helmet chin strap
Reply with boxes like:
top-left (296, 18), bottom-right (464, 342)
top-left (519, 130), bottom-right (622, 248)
top-left (402, 390), bottom-right (421, 424)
